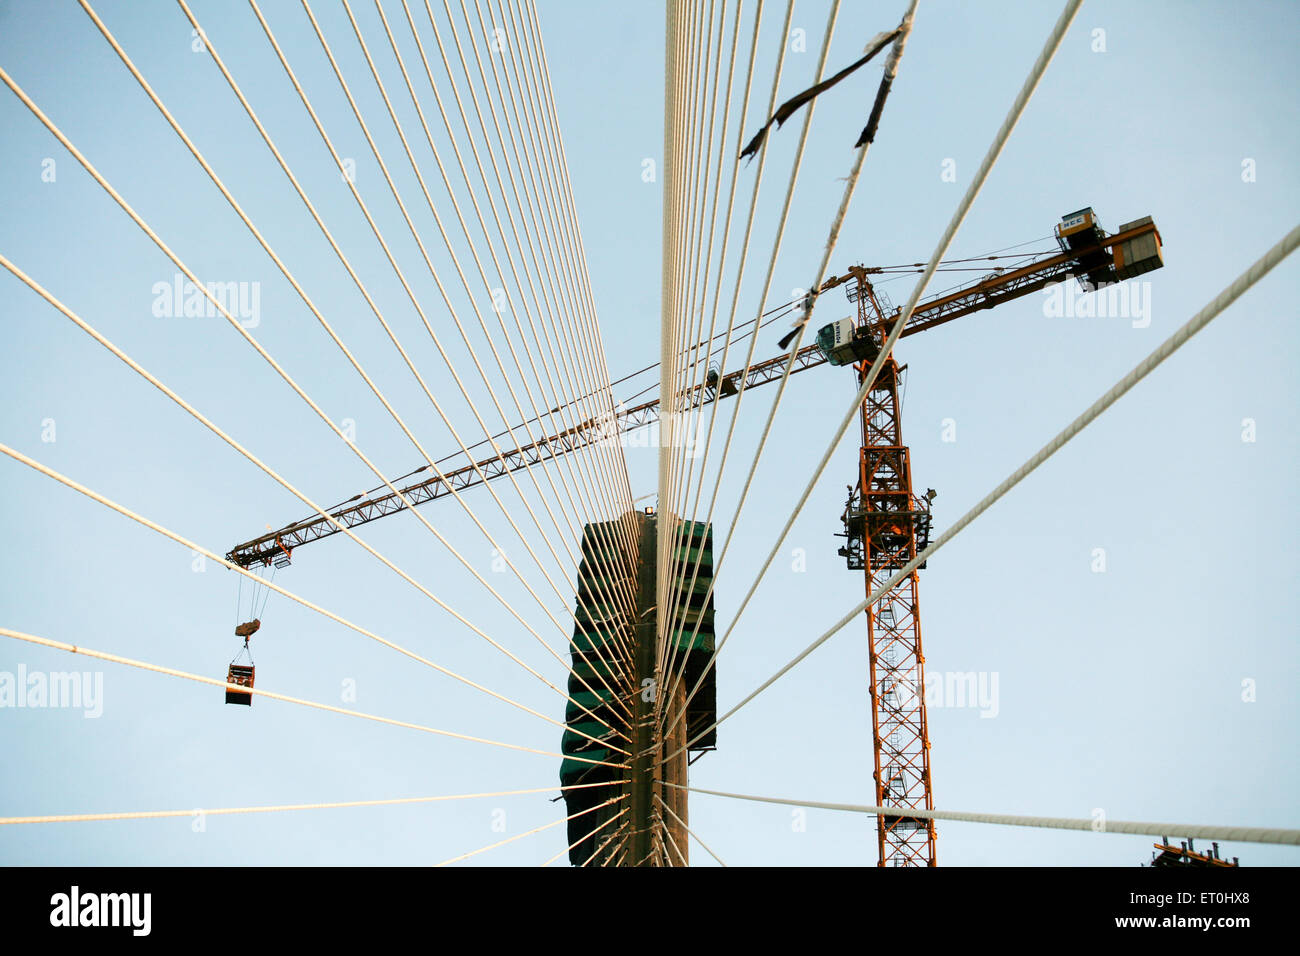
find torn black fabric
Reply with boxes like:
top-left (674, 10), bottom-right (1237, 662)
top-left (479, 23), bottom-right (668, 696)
top-left (855, 74), bottom-right (894, 148)
top-left (739, 29), bottom-right (900, 161)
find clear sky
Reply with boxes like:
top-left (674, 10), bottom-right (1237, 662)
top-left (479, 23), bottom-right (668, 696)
top-left (1, 0), bottom-right (1296, 866)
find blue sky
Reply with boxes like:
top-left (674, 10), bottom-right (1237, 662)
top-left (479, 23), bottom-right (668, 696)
top-left (1, 0), bottom-right (1297, 866)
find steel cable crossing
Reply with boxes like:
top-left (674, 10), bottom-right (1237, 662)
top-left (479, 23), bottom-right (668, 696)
top-left (0, 440), bottom-right (633, 755)
top-left (332, 0), bottom-right (641, 653)
top-left (0, 255), bottom-right (629, 748)
top-left (652, 0), bottom-right (793, 687)
top-left (662, 0), bottom-right (920, 735)
top-left (264, 0), bottom-right (638, 666)
top-left (662, 0), bottom-right (863, 721)
top-left (437, 795), bottom-right (627, 866)
top-left (0, 782), bottom-right (613, 827)
top-left (0, 52), bottom-right (609, 702)
top-left (681, 221), bottom-right (1300, 755)
top-left (198, 0), bottom-right (650, 702)
top-left (657, 0), bottom-right (719, 692)
top-left (671, 783), bottom-right (1300, 848)
top-left (388, 0), bottom-right (641, 611)
top-left (50, 5), bottom-right (638, 714)
top-left (0, 624), bottom-right (625, 771)
top-left (658, 0), bottom-right (745, 703)
top-left (8, 0), bottom-right (1278, 868)
top-left (201, 0), bottom-right (637, 645)
top-left (2, 0), bottom-right (647, 863)
top-left (654, 793), bottom-right (728, 866)
top-left (330, 0), bottom-right (639, 613)
top-left (664, 0), bottom-right (1087, 760)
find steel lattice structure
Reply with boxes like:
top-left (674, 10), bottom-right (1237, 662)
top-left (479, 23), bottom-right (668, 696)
top-left (833, 279), bottom-right (937, 866)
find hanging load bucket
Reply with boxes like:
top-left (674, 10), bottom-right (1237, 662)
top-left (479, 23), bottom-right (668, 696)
top-left (225, 662), bottom-right (255, 706)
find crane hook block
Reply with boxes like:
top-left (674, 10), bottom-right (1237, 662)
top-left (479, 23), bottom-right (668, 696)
top-left (234, 619), bottom-right (261, 640)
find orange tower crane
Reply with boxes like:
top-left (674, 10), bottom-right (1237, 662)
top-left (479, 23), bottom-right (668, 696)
top-left (227, 207), bottom-right (1163, 867)
top-left (816, 206), bottom-right (1163, 865)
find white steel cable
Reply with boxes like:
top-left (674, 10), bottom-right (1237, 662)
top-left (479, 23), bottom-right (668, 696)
top-left (78, 4), bottom-right (634, 706)
top-left (436, 794), bottom-right (626, 866)
top-left (0, 782), bottom-right (613, 826)
top-left (663, 3), bottom-right (904, 680)
top-left (657, 809), bottom-right (690, 867)
top-left (462, 0), bottom-right (647, 673)
top-left (658, 0), bottom-right (696, 627)
top-left (438, 0), bottom-right (638, 537)
top-left (509, 0), bottom-right (638, 513)
top-left (654, 792), bottom-right (727, 866)
top-left (437, 0), bottom-right (643, 677)
top-left (438, 0), bottom-right (642, 616)
top-left (248, 0), bottom-right (637, 698)
top-left (671, 783), bottom-right (1300, 848)
top-left (0, 56), bottom-right (625, 708)
top-left (660, 0), bottom-right (729, 676)
top-left (499, 2), bottom-right (640, 612)
top-left (389, 0), bottom-right (641, 619)
top-left (354, 0), bottom-right (639, 647)
top-left (658, 0), bottom-right (718, 679)
top-left (297, 0), bottom-right (624, 640)
top-left (661, 0), bottom-right (748, 578)
top-left (180, 1), bottom-right (635, 701)
top-left (578, 820), bottom-right (631, 868)
top-left (661, 0), bottom-right (842, 715)
top-left (347, 0), bottom-right (613, 567)
top-left (678, 220), bottom-right (1300, 755)
top-left (648, 0), bottom-right (794, 669)
top-left (664, 0), bottom-right (920, 727)
top-left (0, 626), bottom-right (625, 770)
top-left (0, 438), bottom-right (629, 752)
top-left (102, 1), bottom-right (563, 617)
top-left (541, 804), bottom-right (632, 867)
top-left (491, 0), bottom-right (639, 522)
top-left (0, 254), bottom-right (629, 746)
top-left (417, 0), bottom-right (641, 615)
top-left (480, 0), bottom-right (637, 522)
top-left (650, 0), bottom-right (767, 702)
top-left (27, 48), bottom-right (629, 730)
top-left (658, 0), bottom-right (687, 649)
top-left (712, 0), bottom-right (1084, 666)
top-left (655, 0), bottom-right (784, 682)
top-left (516, 0), bottom-right (636, 397)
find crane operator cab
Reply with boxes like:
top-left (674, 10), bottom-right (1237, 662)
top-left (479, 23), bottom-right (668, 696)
top-left (226, 621), bottom-right (258, 706)
top-left (815, 317), bottom-right (881, 367)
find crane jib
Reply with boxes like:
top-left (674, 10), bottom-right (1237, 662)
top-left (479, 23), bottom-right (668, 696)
top-left (227, 213), bottom-right (1160, 569)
